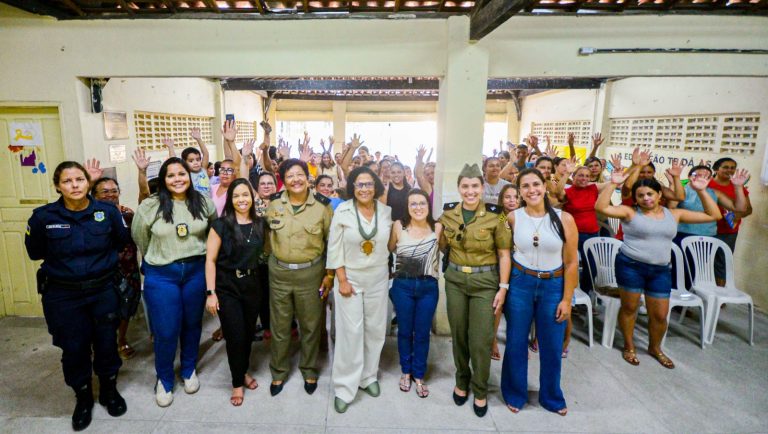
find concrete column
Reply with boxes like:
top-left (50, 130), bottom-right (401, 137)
top-left (267, 102), bottom-right (278, 148)
top-left (506, 100), bottom-right (521, 144)
top-left (332, 101), bottom-right (346, 153)
top-left (433, 16), bottom-right (490, 335)
top-left (591, 82), bottom-right (613, 159)
top-left (212, 81), bottom-right (225, 161)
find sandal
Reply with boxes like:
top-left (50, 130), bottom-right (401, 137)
top-left (557, 408), bottom-right (568, 416)
top-left (622, 349), bottom-right (640, 366)
top-left (244, 375), bottom-right (258, 390)
top-left (414, 379), bottom-right (429, 398)
top-left (399, 374), bottom-right (411, 392)
top-left (230, 387), bottom-right (244, 406)
top-left (561, 348), bottom-right (569, 359)
top-left (650, 351), bottom-right (675, 369)
top-left (118, 344), bottom-right (136, 360)
top-left (528, 340), bottom-right (539, 353)
top-left (212, 328), bottom-right (224, 342)
top-left (506, 405), bottom-right (520, 413)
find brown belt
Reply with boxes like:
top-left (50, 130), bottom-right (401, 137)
top-left (514, 262), bottom-right (564, 279)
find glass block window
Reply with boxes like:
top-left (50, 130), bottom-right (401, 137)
top-left (608, 113), bottom-right (760, 155)
top-left (134, 111), bottom-right (214, 151)
top-left (235, 120), bottom-right (257, 144)
top-left (530, 120), bottom-right (592, 147)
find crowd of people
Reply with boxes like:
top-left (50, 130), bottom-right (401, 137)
top-left (25, 120), bottom-right (753, 431)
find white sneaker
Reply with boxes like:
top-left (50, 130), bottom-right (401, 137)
top-left (155, 380), bottom-right (173, 407)
top-left (183, 371), bottom-right (200, 394)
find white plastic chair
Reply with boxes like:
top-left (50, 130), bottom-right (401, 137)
top-left (583, 237), bottom-right (623, 348)
top-left (572, 286), bottom-right (594, 348)
top-left (681, 236), bottom-right (754, 345)
top-left (663, 244), bottom-right (706, 349)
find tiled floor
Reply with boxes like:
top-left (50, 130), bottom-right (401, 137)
top-left (1, 304), bottom-right (766, 433)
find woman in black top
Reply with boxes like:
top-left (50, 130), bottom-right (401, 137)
top-left (381, 161), bottom-right (411, 223)
top-left (205, 178), bottom-right (266, 406)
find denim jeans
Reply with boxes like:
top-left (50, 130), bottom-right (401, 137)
top-left (142, 258), bottom-right (206, 392)
top-left (501, 266), bottom-right (566, 412)
top-left (578, 232), bottom-right (599, 293)
top-left (389, 277), bottom-right (439, 379)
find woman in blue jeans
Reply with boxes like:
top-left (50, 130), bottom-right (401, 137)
top-left (387, 189), bottom-right (442, 398)
top-left (501, 169), bottom-right (578, 415)
top-left (132, 157), bottom-right (217, 407)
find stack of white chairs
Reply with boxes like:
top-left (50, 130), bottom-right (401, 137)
top-left (583, 237), bottom-right (623, 348)
top-left (681, 236), bottom-right (754, 345)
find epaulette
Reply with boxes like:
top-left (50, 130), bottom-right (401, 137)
top-left (443, 202), bottom-right (458, 211)
top-left (485, 203), bottom-right (501, 214)
top-left (269, 192), bottom-right (283, 201)
top-left (314, 192), bottom-right (331, 206)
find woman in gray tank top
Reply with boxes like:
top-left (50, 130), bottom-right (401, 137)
top-left (596, 166), bottom-right (724, 370)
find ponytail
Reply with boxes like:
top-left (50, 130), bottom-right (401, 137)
top-left (543, 194), bottom-right (566, 243)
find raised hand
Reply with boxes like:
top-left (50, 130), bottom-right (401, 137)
top-left (527, 135), bottom-right (539, 149)
top-left (609, 153), bottom-right (623, 171)
top-left (492, 149), bottom-right (498, 157)
top-left (565, 158), bottom-right (577, 174)
top-left (544, 142), bottom-right (558, 158)
top-left (242, 138), bottom-right (255, 157)
top-left (132, 148), bottom-right (151, 171)
top-left (666, 160), bottom-right (683, 178)
top-left (348, 133), bottom-right (363, 149)
top-left (319, 139), bottom-right (326, 153)
top-left (303, 131), bottom-right (310, 149)
top-left (544, 135), bottom-right (551, 148)
top-left (730, 168), bottom-right (750, 186)
top-left (190, 127), bottom-right (202, 142)
top-left (299, 145), bottom-right (312, 162)
top-left (259, 120), bottom-right (272, 135)
top-left (328, 136), bottom-right (335, 146)
top-left (161, 136), bottom-right (174, 150)
top-left (278, 140), bottom-right (291, 160)
top-left (85, 158), bottom-right (103, 181)
top-left (221, 120), bottom-right (238, 142)
top-left (567, 132), bottom-right (575, 146)
top-left (592, 132), bottom-right (604, 148)
top-left (610, 167), bottom-right (629, 185)
top-left (638, 149), bottom-right (652, 166)
top-left (689, 171), bottom-right (712, 191)
top-left (416, 144), bottom-right (427, 161)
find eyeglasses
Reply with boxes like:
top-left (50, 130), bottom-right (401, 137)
top-left (409, 201), bottom-right (428, 209)
top-left (220, 168), bottom-right (235, 174)
top-left (354, 182), bottom-right (375, 190)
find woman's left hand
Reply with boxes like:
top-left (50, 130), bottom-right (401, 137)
top-left (555, 300), bottom-right (571, 323)
top-left (319, 275), bottom-right (334, 300)
top-left (206, 294), bottom-right (219, 316)
top-left (492, 288), bottom-right (507, 316)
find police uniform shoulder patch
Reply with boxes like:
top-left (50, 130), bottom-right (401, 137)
top-left (443, 202), bottom-right (459, 211)
top-left (94, 210), bottom-right (106, 222)
top-left (269, 192), bottom-right (283, 201)
top-left (485, 203), bottom-right (501, 214)
top-left (314, 192), bottom-right (331, 206)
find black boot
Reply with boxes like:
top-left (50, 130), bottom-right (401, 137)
top-left (98, 374), bottom-right (127, 417)
top-left (72, 382), bottom-right (94, 431)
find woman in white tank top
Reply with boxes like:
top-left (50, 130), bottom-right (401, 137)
top-left (501, 168), bottom-right (579, 416)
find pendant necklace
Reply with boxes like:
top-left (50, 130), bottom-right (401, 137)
top-left (355, 200), bottom-right (378, 256)
top-left (529, 209), bottom-right (547, 269)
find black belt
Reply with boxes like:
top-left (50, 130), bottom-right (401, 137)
top-left (174, 255), bottom-right (205, 264)
top-left (513, 262), bottom-right (564, 279)
top-left (45, 271), bottom-right (116, 290)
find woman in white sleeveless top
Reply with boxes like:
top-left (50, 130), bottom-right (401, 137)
top-left (501, 168), bottom-right (579, 416)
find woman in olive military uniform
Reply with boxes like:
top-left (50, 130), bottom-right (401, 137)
top-left (25, 161), bottom-right (130, 431)
top-left (265, 159), bottom-right (334, 396)
top-left (438, 163), bottom-right (512, 418)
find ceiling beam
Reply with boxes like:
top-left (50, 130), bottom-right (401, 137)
top-left (251, 0), bottom-right (264, 13)
top-left (60, 0), bottom-right (87, 16)
top-left (161, 0), bottom-right (177, 12)
top-left (470, 0), bottom-right (532, 41)
top-left (203, 0), bottom-right (221, 12)
top-left (0, 0), bottom-right (70, 17)
top-left (222, 77), bottom-right (604, 91)
top-left (117, 0), bottom-right (135, 14)
top-left (304, 0), bottom-right (310, 13)
top-left (394, 0), bottom-right (403, 12)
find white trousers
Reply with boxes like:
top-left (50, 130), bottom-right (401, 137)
top-left (332, 267), bottom-right (389, 403)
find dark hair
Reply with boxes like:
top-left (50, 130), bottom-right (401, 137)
top-left (320, 152), bottom-right (335, 169)
top-left (516, 168), bottom-right (565, 242)
top-left (390, 161), bottom-right (404, 172)
top-left (401, 188), bottom-right (435, 231)
top-left (220, 178), bottom-right (264, 247)
top-left (53, 161), bottom-right (90, 193)
top-left (181, 147), bottom-right (201, 162)
top-left (688, 165), bottom-right (712, 179)
top-left (256, 171), bottom-right (277, 186)
top-left (358, 145), bottom-right (370, 154)
top-left (207, 162), bottom-right (213, 169)
top-left (535, 156), bottom-right (553, 168)
top-left (585, 156), bottom-right (602, 167)
top-left (553, 157), bottom-right (566, 167)
top-left (642, 162), bottom-right (656, 172)
top-left (268, 146), bottom-right (278, 162)
top-left (214, 161), bottom-right (222, 176)
top-left (155, 157), bottom-right (208, 224)
top-left (315, 174), bottom-right (334, 188)
top-left (631, 178), bottom-right (663, 203)
top-left (346, 166), bottom-right (385, 199)
top-left (499, 151), bottom-right (510, 160)
top-left (497, 184), bottom-right (519, 210)
top-left (91, 177), bottom-right (119, 195)
top-left (483, 157), bottom-right (500, 171)
top-left (278, 159), bottom-right (309, 184)
top-left (712, 157), bottom-right (736, 171)
top-left (148, 178), bottom-right (160, 195)
top-left (334, 187), bottom-right (348, 200)
top-left (363, 160), bottom-right (378, 168)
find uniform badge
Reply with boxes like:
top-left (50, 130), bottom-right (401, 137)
top-left (176, 223), bottom-right (189, 238)
top-left (26, 224), bottom-right (30, 236)
top-left (94, 211), bottom-right (106, 222)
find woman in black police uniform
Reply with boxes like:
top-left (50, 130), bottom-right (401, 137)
top-left (25, 161), bottom-right (130, 431)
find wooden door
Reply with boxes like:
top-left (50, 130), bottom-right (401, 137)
top-left (0, 107), bottom-right (65, 317)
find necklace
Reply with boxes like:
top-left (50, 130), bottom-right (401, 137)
top-left (238, 218), bottom-right (254, 243)
top-left (354, 200), bottom-right (378, 255)
top-left (528, 209), bottom-right (547, 248)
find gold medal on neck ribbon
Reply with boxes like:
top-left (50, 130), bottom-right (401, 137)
top-left (360, 239), bottom-right (375, 255)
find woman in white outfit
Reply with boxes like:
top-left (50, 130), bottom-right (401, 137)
top-left (327, 166), bottom-right (393, 413)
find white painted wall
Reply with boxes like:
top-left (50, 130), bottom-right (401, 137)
top-left (518, 77), bottom-right (768, 308)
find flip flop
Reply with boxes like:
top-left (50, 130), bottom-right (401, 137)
top-left (399, 374), bottom-right (411, 392)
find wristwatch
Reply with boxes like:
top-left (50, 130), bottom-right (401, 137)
top-left (206, 289), bottom-right (216, 296)
top-left (498, 283), bottom-right (510, 289)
